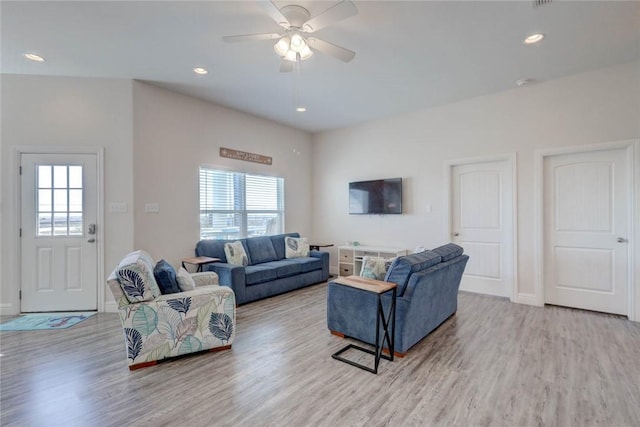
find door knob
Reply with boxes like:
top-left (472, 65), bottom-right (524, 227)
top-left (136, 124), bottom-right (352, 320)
top-left (453, 232), bottom-right (459, 237)
top-left (616, 237), bottom-right (627, 243)
top-left (87, 238), bottom-right (96, 243)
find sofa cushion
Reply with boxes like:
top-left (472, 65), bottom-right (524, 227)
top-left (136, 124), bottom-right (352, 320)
top-left (176, 267), bottom-right (196, 292)
top-left (284, 256), bottom-right (323, 273)
top-left (260, 260), bottom-right (303, 278)
top-left (246, 236), bottom-right (278, 264)
top-left (270, 232), bottom-right (301, 260)
top-left (224, 241), bottom-right (249, 266)
top-left (116, 250), bottom-right (161, 303)
top-left (432, 243), bottom-right (464, 262)
top-left (384, 251), bottom-right (442, 296)
top-left (244, 265), bottom-right (278, 285)
top-left (196, 239), bottom-right (228, 263)
top-left (285, 236), bottom-right (310, 258)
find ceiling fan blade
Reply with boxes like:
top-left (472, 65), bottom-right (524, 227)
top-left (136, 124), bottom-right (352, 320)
top-left (302, 0), bottom-right (358, 33)
top-left (222, 33), bottom-right (283, 43)
top-left (307, 37), bottom-right (356, 62)
top-left (258, 0), bottom-right (290, 28)
top-left (280, 60), bottom-right (295, 73)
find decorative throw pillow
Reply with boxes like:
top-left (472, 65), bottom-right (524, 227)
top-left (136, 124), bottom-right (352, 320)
top-left (153, 259), bottom-right (181, 294)
top-left (359, 256), bottom-right (387, 280)
top-left (176, 267), bottom-right (196, 292)
top-left (224, 241), bottom-right (249, 266)
top-left (285, 236), bottom-right (310, 258)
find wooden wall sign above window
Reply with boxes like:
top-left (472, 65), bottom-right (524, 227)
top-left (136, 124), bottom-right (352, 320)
top-left (220, 147), bottom-right (272, 165)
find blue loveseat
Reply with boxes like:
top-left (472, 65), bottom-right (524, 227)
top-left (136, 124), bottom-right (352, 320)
top-left (195, 233), bottom-right (330, 305)
top-left (327, 243), bottom-right (469, 356)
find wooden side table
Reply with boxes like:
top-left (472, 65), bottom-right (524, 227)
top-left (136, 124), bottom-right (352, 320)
top-left (330, 275), bottom-right (397, 374)
top-left (309, 243), bottom-right (334, 251)
top-left (181, 256), bottom-right (220, 272)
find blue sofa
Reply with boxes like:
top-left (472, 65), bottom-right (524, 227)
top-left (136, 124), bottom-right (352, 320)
top-left (196, 233), bottom-right (329, 305)
top-left (327, 243), bottom-right (468, 356)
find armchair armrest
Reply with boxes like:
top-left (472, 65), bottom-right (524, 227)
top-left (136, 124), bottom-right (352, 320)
top-left (190, 271), bottom-right (219, 287)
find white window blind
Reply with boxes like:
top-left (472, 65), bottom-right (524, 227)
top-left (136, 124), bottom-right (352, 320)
top-left (199, 167), bottom-right (284, 240)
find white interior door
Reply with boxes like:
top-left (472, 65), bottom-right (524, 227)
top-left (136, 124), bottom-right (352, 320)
top-left (21, 153), bottom-right (98, 312)
top-left (451, 159), bottom-right (514, 298)
top-left (543, 148), bottom-right (629, 315)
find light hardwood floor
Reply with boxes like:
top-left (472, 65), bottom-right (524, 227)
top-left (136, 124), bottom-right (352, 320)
top-left (1, 283), bottom-right (639, 426)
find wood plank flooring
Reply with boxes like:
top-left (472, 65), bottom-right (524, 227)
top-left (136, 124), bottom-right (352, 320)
top-left (1, 283), bottom-right (639, 426)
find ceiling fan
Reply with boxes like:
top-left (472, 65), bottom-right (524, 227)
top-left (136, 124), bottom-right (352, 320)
top-left (223, 0), bottom-right (358, 72)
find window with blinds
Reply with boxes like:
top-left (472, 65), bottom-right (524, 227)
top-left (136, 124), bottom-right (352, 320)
top-left (199, 167), bottom-right (284, 240)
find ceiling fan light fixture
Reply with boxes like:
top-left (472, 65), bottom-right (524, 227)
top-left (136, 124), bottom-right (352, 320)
top-left (290, 33), bottom-right (306, 53)
top-left (299, 44), bottom-right (313, 60)
top-left (274, 36), bottom-right (290, 56)
top-left (283, 50), bottom-right (298, 62)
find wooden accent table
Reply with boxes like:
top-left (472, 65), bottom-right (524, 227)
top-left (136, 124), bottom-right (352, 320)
top-left (181, 256), bottom-right (220, 272)
top-left (309, 243), bottom-right (334, 251)
top-left (330, 275), bottom-right (397, 374)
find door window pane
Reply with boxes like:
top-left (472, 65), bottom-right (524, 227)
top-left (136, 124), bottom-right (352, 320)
top-left (69, 166), bottom-right (82, 188)
top-left (53, 166), bottom-right (67, 188)
top-left (36, 164), bottom-right (83, 237)
top-left (38, 166), bottom-right (52, 188)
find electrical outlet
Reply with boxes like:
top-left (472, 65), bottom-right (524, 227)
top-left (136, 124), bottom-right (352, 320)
top-left (109, 202), bottom-right (128, 213)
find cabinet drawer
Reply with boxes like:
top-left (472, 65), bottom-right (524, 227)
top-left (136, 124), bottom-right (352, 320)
top-left (340, 251), bottom-right (354, 262)
top-left (339, 264), bottom-right (354, 276)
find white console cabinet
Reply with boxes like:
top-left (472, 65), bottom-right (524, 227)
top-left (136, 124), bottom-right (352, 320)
top-left (338, 245), bottom-right (409, 277)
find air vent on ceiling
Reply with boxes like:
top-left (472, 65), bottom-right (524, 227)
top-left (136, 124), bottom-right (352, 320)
top-left (532, 0), bottom-right (552, 7)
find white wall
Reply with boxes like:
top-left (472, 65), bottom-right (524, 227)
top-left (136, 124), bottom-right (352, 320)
top-left (0, 74), bottom-right (134, 315)
top-left (0, 76), bottom-right (312, 314)
top-left (311, 61), bottom-right (640, 305)
top-left (132, 81), bottom-right (313, 270)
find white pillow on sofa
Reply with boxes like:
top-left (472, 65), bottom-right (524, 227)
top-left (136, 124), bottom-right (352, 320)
top-left (224, 241), bottom-right (249, 266)
top-left (285, 237), bottom-right (310, 258)
top-left (176, 267), bottom-right (196, 291)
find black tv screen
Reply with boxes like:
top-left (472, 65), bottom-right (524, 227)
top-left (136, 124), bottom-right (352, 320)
top-left (349, 178), bottom-right (402, 215)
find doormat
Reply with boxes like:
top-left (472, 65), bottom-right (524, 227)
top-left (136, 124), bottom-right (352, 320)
top-left (0, 312), bottom-right (97, 331)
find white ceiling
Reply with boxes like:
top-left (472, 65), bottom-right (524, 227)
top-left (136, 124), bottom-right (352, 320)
top-left (2, 1), bottom-right (639, 133)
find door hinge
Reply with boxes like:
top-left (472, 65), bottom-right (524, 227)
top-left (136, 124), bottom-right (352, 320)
top-left (19, 228), bottom-right (22, 238)
top-left (19, 166), bottom-right (22, 175)
top-left (19, 290), bottom-right (22, 300)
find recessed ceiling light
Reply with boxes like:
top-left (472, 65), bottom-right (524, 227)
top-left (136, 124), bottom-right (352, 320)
top-left (24, 53), bottom-right (45, 62)
top-left (524, 33), bottom-right (545, 44)
top-left (296, 107), bottom-right (307, 112)
top-left (193, 67), bottom-right (208, 75)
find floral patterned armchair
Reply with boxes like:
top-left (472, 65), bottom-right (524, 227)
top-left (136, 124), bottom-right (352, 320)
top-left (107, 250), bottom-right (236, 370)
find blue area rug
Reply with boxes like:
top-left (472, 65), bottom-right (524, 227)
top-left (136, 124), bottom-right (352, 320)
top-left (0, 312), bottom-right (97, 331)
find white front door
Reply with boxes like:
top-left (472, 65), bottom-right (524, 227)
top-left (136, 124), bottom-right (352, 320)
top-left (451, 159), bottom-right (514, 298)
top-left (20, 153), bottom-right (98, 312)
top-left (543, 148), bottom-right (629, 315)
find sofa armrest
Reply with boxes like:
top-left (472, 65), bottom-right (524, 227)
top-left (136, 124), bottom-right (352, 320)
top-left (310, 250), bottom-right (330, 280)
top-left (190, 271), bottom-right (219, 287)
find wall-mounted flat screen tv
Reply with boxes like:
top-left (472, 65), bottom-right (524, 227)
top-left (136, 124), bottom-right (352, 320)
top-left (349, 178), bottom-right (402, 215)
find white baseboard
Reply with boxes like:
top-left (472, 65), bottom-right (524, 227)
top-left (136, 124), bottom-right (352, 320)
top-left (0, 303), bottom-right (17, 316)
top-left (514, 293), bottom-right (541, 306)
top-left (104, 301), bottom-right (119, 313)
